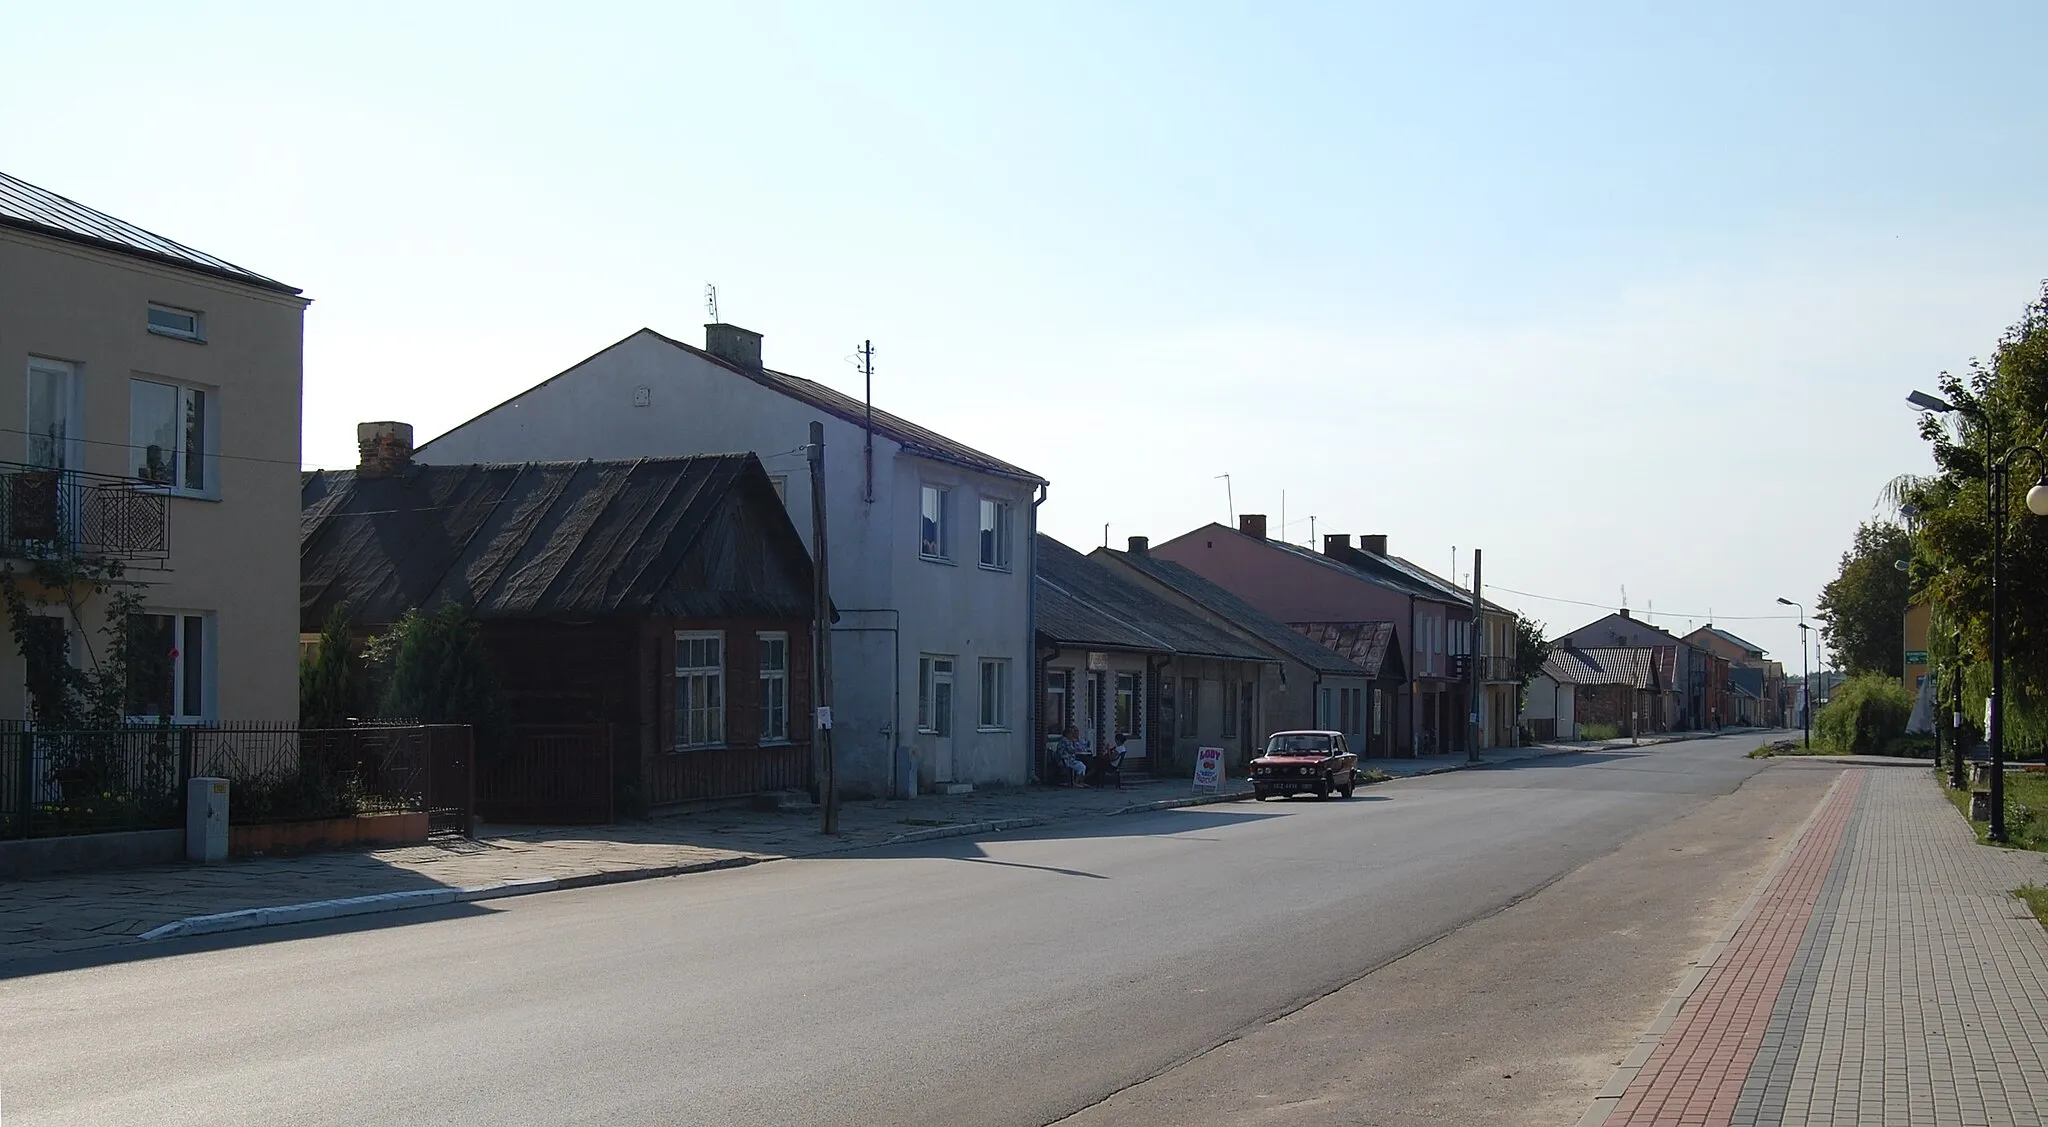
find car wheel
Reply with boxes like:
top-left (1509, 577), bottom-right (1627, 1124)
top-left (1254, 789), bottom-right (1269, 801)
top-left (1340, 774), bottom-right (1355, 798)
top-left (1315, 778), bottom-right (1331, 800)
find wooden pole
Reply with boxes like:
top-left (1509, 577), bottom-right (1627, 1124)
top-left (809, 421), bottom-right (838, 834)
top-left (1468, 549), bottom-right (1483, 763)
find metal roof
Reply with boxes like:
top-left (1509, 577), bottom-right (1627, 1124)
top-left (1035, 536), bottom-right (1269, 661)
top-left (300, 453), bottom-right (815, 628)
top-left (1096, 549), bottom-right (1374, 677)
top-left (1290, 622), bottom-right (1403, 679)
top-left (642, 330), bottom-right (1043, 484)
top-left (1699, 626), bottom-right (1768, 658)
top-left (0, 170), bottom-right (300, 295)
top-left (1543, 646), bottom-right (1662, 689)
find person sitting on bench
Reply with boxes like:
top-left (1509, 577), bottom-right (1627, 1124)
top-left (1090, 732), bottom-right (1129, 786)
top-left (1057, 726), bottom-right (1093, 787)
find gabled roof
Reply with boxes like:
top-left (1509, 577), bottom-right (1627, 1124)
top-left (1290, 622), bottom-right (1404, 680)
top-left (1337, 548), bottom-right (1515, 615)
top-left (1094, 549), bottom-right (1374, 677)
top-left (1036, 536), bottom-right (1269, 661)
top-left (1543, 646), bottom-right (1662, 689)
top-left (300, 453), bottom-right (815, 627)
top-left (1695, 626), bottom-right (1768, 658)
top-left (0, 170), bottom-right (300, 295)
top-left (1561, 611), bottom-right (1690, 649)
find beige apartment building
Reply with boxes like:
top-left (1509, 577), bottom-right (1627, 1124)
top-left (0, 171), bottom-right (306, 723)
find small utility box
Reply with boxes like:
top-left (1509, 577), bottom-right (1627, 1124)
top-left (187, 776), bottom-right (229, 863)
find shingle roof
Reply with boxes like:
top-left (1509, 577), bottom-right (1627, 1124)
top-left (1543, 646), bottom-right (1661, 689)
top-left (300, 453), bottom-right (815, 627)
top-left (1036, 536), bottom-right (1269, 661)
top-left (641, 330), bottom-right (1042, 484)
top-left (1290, 622), bottom-right (1402, 679)
top-left (1096, 549), bottom-right (1373, 676)
top-left (0, 170), bottom-right (300, 295)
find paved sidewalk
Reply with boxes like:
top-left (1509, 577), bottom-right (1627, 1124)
top-left (0, 735), bottom-right (1660, 969)
top-left (1586, 767), bottom-right (2048, 1127)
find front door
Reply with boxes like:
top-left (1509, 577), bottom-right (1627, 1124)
top-left (1082, 671), bottom-right (1103, 751)
top-left (1239, 681), bottom-right (1256, 760)
top-left (931, 657), bottom-right (955, 780)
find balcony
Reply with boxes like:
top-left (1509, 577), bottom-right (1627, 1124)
top-left (0, 463), bottom-right (169, 562)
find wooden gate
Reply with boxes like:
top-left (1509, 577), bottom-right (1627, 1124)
top-left (478, 724), bottom-right (614, 825)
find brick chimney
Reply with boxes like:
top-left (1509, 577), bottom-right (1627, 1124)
top-left (1239, 513), bottom-right (1267, 540)
top-left (704, 323), bottom-right (764, 369)
top-left (356, 421), bottom-right (414, 478)
top-left (1127, 535), bottom-right (1149, 555)
top-left (1324, 533), bottom-right (1353, 556)
top-left (1361, 534), bottom-right (1388, 556)
top-left (1619, 607), bottom-right (1633, 619)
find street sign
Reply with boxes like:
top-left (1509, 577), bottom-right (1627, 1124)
top-left (1905, 650), bottom-right (1929, 665)
top-left (1193, 746), bottom-right (1225, 792)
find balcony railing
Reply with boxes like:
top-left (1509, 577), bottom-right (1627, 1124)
top-left (0, 463), bottom-right (169, 561)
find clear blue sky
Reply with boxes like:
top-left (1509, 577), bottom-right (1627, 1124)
top-left (7, 1), bottom-right (2045, 668)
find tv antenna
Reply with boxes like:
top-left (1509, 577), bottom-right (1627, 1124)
top-left (705, 284), bottom-right (719, 323)
top-left (1214, 474), bottom-right (1234, 524)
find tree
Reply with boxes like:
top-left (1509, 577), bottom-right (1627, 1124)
top-left (299, 603), bottom-right (360, 727)
top-left (377, 603), bottom-right (511, 756)
top-left (1513, 615), bottom-right (1553, 697)
top-left (1816, 521), bottom-right (1912, 678)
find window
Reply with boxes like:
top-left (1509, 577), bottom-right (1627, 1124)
top-left (978, 497), bottom-right (1012, 570)
top-left (147, 303), bottom-right (205, 342)
top-left (125, 612), bottom-right (210, 721)
top-left (22, 611), bottom-right (73, 724)
top-left (758, 632), bottom-right (789, 743)
top-left (1180, 677), bottom-right (1200, 737)
top-left (674, 632), bottom-right (725, 747)
top-left (1045, 670), bottom-right (1069, 735)
top-left (129, 378), bottom-right (211, 494)
top-left (1114, 672), bottom-right (1137, 738)
top-left (979, 658), bottom-right (1009, 730)
top-left (918, 655), bottom-right (954, 735)
top-left (1340, 687), bottom-right (1363, 734)
top-left (1223, 679), bottom-right (1240, 737)
top-left (1319, 686), bottom-right (1334, 730)
top-left (920, 485), bottom-right (951, 560)
top-left (1373, 688), bottom-right (1384, 735)
top-left (769, 475), bottom-right (788, 504)
top-left (26, 358), bottom-right (74, 471)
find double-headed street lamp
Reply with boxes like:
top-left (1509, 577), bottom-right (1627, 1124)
top-left (1777, 597), bottom-right (1809, 748)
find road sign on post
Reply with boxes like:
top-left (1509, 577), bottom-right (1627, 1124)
top-left (1193, 746), bottom-right (1224, 793)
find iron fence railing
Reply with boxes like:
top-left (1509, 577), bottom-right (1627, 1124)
top-left (0, 462), bottom-right (170, 561)
top-left (0, 722), bottom-right (473, 839)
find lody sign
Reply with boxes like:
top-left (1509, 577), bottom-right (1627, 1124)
top-left (1193, 746), bottom-right (1225, 792)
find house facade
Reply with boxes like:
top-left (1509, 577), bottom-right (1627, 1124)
top-left (1522, 668), bottom-right (1577, 741)
top-left (1093, 537), bottom-right (1393, 755)
top-left (413, 326), bottom-right (1045, 796)
top-left (1557, 610), bottom-right (1697, 731)
top-left (1684, 625), bottom-right (1775, 728)
top-left (0, 171), bottom-right (307, 724)
top-left (1034, 535), bottom-right (1275, 774)
top-left (1543, 646), bottom-right (1664, 737)
top-left (301, 442), bottom-right (817, 815)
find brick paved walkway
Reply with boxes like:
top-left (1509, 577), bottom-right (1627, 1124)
top-left (1594, 767), bottom-right (2048, 1127)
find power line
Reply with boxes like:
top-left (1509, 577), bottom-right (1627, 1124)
top-left (1487, 582), bottom-right (1800, 622)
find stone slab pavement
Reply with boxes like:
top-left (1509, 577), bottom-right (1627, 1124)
top-left (0, 734), bottom-right (1689, 969)
top-left (1584, 766), bottom-right (2048, 1127)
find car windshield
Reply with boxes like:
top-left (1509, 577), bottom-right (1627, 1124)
top-left (1264, 735), bottom-right (1333, 756)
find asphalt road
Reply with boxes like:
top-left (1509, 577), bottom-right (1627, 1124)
top-left (2, 732), bottom-right (1804, 1127)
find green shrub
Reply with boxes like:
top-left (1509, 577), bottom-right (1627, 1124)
top-left (1814, 674), bottom-right (1915, 755)
top-left (376, 604), bottom-right (512, 760)
top-left (1579, 722), bottom-right (1622, 741)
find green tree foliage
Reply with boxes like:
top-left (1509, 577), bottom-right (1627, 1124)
top-left (298, 603), bottom-right (360, 728)
top-left (1816, 521), bottom-right (1912, 678)
top-left (1514, 615), bottom-right (1553, 695)
top-left (376, 603), bottom-right (511, 757)
top-left (0, 559), bottom-right (153, 730)
top-left (1814, 674), bottom-right (1915, 755)
top-left (1906, 282), bottom-right (2048, 704)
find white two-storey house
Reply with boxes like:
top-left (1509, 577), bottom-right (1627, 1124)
top-left (415, 325), bottom-right (1046, 796)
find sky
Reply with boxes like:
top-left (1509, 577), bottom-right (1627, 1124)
top-left (6, 0), bottom-right (2046, 669)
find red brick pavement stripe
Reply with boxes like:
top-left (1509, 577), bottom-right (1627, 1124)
top-left (1602, 770), bottom-right (1865, 1127)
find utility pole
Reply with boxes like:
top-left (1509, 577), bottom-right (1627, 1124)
top-left (1468, 549), bottom-right (1483, 764)
top-left (857, 340), bottom-right (875, 505)
top-left (1950, 627), bottom-right (1966, 791)
top-left (808, 421), bottom-right (838, 834)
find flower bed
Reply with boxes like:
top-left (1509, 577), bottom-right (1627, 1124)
top-left (228, 811), bottom-right (429, 857)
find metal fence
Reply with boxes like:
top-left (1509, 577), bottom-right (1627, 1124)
top-left (0, 722), bottom-right (473, 839)
top-left (478, 725), bottom-right (615, 825)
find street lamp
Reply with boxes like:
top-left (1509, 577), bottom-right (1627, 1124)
top-left (1778, 597), bottom-right (1809, 749)
top-left (1950, 626), bottom-right (1967, 791)
top-left (1985, 445), bottom-right (2048, 843)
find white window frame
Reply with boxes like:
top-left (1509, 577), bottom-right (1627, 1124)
top-left (674, 631), bottom-right (726, 749)
top-left (978, 658), bottom-right (1010, 731)
top-left (128, 376), bottom-right (216, 498)
top-left (919, 484), bottom-right (952, 562)
top-left (977, 496), bottom-right (1013, 571)
top-left (758, 631), bottom-right (789, 744)
top-left (146, 303), bottom-right (205, 343)
top-left (917, 654), bottom-right (955, 735)
top-left (124, 610), bottom-right (214, 725)
top-left (1113, 671), bottom-right (1139, 739)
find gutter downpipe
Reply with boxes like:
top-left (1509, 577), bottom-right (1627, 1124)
top-left (1028, 480), bottom-right (1048, 783)
top-left (829, 608), bottom-right (901, 798)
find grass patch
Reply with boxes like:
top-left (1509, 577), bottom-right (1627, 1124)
top-left (1944, 768), bottom-right (2048, 852)
top-left (2017, 885), bottom-right (2048, 932)
top-left (1578, 722), bottom-right (1622, 741)
top-left (1749, 738), bottom-right (1840, 758)
top-left (1358, 768), bottom-right (1393, 785)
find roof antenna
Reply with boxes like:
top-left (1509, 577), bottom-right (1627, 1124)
top-left (705, 283), bottom-right (719, 323)
top-left (1214, 474), bottom-right (1234, 524)
top-left (1104, 522), bottom-right (1110, 548)
top-left (1620, 584), bottom-right (1628, 611)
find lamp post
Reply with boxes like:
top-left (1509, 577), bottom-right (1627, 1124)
top-left (1984, 445), bottom-right (2048, 843)
top-left (1950, 626), bottom-right (1967, 791)
top-left (1907, 389), bottom-right (1978, 794)
top-left (1777, 598), bottom-right (1809, 748)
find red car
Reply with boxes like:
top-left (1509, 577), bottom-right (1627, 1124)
top-left (1251, 730), bottom-right (1359, 800)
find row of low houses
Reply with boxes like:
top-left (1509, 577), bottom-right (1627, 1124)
top-left (1, 169), bottom-right (1772, 828)
top-left (1521, 611), bottom-right (1787, 740)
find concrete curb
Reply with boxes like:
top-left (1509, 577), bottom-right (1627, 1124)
top-left (1574, 770), bottom-right (1852, 1127)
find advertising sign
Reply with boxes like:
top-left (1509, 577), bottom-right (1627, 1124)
top-left (1193, 746), bottom-right (1225, 792)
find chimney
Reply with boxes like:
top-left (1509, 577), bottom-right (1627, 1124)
top-left (1323, 533), bottom-right (1353, 556)
top-left (1239, 513), bottom-right (1268, 540)
top-left (1361, 534), bottom-right (1388, 556)
top-left (1619, 608), bottom-right (1633, 619)
top-left (1127, 535), bottom-right (1149, 555)
top-left (356, 421), bottom-right (414, 478)
top-left (704, 323), bottom-right (764, 369)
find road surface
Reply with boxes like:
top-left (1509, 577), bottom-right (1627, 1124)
top-left (2, 732), bottom-right (1831, 1126)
